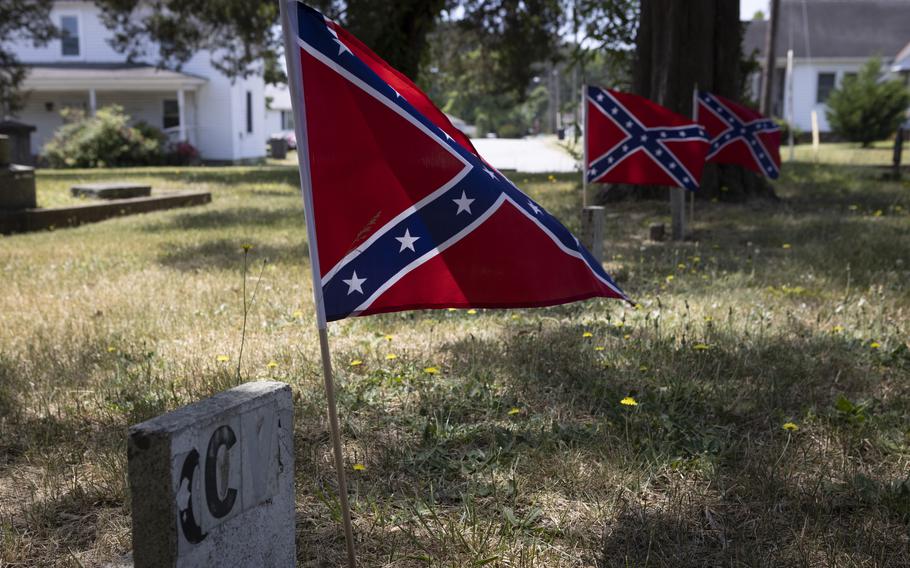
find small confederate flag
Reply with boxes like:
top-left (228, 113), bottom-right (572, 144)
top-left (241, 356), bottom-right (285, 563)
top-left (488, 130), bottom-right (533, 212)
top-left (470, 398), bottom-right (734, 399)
top-left (585, 86), bottom-right (710, 191)
top-left (696, 91), bottom-right (781, 179)
top-left (286, 3), bottom-right (629, 322)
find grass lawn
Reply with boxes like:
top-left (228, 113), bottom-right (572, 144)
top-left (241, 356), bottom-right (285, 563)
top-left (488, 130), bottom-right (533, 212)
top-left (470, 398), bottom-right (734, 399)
top-left (1, 151), bottom-right (909, 566)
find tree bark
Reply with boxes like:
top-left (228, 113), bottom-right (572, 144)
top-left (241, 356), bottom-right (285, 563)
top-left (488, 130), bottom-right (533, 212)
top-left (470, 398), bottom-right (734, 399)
top-left (599, 0), bottom-right (776, 203)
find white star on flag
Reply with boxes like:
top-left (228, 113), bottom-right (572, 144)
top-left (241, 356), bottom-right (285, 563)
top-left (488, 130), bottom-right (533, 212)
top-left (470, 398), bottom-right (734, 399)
top-left (482, 167), bottom-right (496, 180)
top-left (333, 38), bottom-right (352, 56)
top-left (395, 228), bottom-right (420, 252)
top-left (453, 191), bottom-right (475, 215)
top-left (528, 201), bottom-right (541, 215)
top-left (342, 271), bottom-right (366, 295)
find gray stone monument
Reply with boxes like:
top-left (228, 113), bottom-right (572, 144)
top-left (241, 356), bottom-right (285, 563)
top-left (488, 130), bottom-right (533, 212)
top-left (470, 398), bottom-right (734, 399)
top-left (0, 135), bottom-right (37, 210)
top-left (128, 381), bottom-right (295, 568)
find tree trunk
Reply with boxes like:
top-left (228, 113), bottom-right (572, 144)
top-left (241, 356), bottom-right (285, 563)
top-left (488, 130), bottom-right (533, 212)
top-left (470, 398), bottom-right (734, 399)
top-left (599, 0), bottom-right (776, 203)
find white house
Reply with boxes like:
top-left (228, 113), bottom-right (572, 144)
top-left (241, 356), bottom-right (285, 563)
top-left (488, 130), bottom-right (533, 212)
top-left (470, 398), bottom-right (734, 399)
top-left (745, 0), bottom-right (910, 133)
top-left (5, 0), bottom-right (267, 162)
top-left (265, 84), bottom-right (294, 137)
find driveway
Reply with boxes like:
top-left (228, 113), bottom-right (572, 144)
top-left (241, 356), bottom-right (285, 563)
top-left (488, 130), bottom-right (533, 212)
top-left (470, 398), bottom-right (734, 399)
top-left (470, 136), bottom-right (579, 173)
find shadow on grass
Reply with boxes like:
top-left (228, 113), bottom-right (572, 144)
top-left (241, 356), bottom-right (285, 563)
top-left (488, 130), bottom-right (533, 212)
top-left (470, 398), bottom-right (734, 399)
top-left (157, 238), bottom-right (309, 271)
top-left (144, 206), bottom-right (304, 232)
top-left (302, 319), bottom-right (909, 564)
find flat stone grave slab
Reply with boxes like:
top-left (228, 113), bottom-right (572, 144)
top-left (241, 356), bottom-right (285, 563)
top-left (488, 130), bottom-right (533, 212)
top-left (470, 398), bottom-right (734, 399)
top-left (128, 381), bottom-right (295, 568)
top-left (71, 183), bottom-right (151, 199)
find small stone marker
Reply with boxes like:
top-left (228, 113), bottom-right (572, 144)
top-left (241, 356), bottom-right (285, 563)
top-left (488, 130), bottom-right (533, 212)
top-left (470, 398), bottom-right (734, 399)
top-left (649, 223), bottom-right (666, 242)
top-left (580, 205), bottom-right (606, 262)
top-left (128, 381), bottom-right (294, 568)
top-left (71, 183), bottom-right (152, 200)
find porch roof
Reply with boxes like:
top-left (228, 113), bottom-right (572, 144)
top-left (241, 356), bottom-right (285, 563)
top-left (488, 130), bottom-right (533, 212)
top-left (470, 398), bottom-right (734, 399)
top-left (22, 63), bottom-right (207, 91)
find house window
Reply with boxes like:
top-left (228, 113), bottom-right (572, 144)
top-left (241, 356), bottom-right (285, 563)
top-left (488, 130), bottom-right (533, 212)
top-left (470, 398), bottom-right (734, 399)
top-left (281, 110), bottom-right (294, 130)
top-left (61, 15), bottom-right (80, 56)
top-left (817, 73), bottom-right (836, 103)
top-left (246, 91), bottom-right (253, 133)
top-left (163, 99), bottom-right (180, 129)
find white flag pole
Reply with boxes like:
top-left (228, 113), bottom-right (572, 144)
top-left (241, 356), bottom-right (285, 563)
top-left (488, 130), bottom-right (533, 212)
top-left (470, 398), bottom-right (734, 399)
top-left (279, 2), bottom-right (357, 566)
top-left (581, 83), bottom-right (588, 208)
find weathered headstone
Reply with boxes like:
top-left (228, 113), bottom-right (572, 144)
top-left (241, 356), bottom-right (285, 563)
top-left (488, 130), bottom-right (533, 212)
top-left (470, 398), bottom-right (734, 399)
top-left (128, 381), bottom-right (295, 568)
top-left (0, 135), bottom-right (37, 210)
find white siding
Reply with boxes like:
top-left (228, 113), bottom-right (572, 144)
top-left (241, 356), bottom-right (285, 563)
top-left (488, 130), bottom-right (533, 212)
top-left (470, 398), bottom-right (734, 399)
top-left (785, 61), bottom-right (867, 132)
top-left (7, 1), bottom-right (266, 162)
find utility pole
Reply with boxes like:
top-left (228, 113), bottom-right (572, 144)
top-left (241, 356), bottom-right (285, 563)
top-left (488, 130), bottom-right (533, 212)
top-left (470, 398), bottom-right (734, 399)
top-left (760, 0), bottom-right (781, 116)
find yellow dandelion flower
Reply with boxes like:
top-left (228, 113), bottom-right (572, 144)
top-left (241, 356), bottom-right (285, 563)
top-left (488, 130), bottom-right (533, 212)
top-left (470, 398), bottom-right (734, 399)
top-left (352, 463), bottom-right (366, 471)
top-left (782, 422), bottom-right (799, 432)
top-left (292, 310), bottom-right (304, 318)
top-left (634, 303), bottom-right (642, 310)
top-left (594, 346), bottom-right (605, 352)
top-left (582, 331), bottom-right (593, 338)
top-left (216, 355), bottom-right (230, 362)
top-left (386, 354), bottom-right (398, 360)
top-left (677, 263), bottom-right (686, 269)
top-left (350, 359), bottom-right (363, 367)
top-left (508, 407), bottom-right (521, 415)
top-left (782, 243), bottom-right (791, 249)
top-left (424, 366), bottom-right (440, 374)
top-left (639, 365), bottom-right (649, 372)
top-left (620, 396), bottom-right (638, 406)
top-left (665, 275), bottom-right (675, 282)
top-left (467, 309), bottom-right (478, 314)
top-left (614, 321), bottom-right (624, 328)
top-left (107, 346), bottom-right (116, 353)
top-left (241, 243), bottom-right (253, 252)
top-left (266, 360), bottom-right (278, 369)
top-left (623, 334), bottom-right (631, 340)
top-left (832, 325), bottom-right (844, 333)
top-left (870, 342), bottom-right (881, 349)
top-left (873, 210), bottom-right (883, 217)
top-left (703, 316), bottom-right (713, 322)
top-left (511, 314), bottom-right (520, 320)
top-left (693, 343), bottom-right (710, 351)
top-left (447, 308), bottom-right (457, 312)
top-left (385, 334), bottom-right (393, 341)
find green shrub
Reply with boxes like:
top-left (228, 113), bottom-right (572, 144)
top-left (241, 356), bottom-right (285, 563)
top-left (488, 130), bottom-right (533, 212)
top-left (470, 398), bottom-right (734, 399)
top-left (826, 57), bottom-right (910, 147)
top-left (497, 123), bottom-right (524, 138)
top-left (43, 105), bottom-right (163, 168)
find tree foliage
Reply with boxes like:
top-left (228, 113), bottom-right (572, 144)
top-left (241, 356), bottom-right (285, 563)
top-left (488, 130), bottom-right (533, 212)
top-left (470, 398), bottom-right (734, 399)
top-left (0, 0), bottom-right (57, 113)
top-left (95, 0), bottom-right (282, 82)
top-left (826, 57), bottom-right (910, 147)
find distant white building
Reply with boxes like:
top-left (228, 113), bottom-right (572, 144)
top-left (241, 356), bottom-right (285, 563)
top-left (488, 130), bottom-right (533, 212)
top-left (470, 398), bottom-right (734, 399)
top-left (265, 84), bottom-right (294, 137)
top-left (745, 0), bottom-right (910, 133)
top-left (5, 0), bottom-right (266, 162)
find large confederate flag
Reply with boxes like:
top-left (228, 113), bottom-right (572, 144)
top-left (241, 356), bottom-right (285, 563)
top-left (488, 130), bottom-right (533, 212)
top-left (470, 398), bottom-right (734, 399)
top-left (286, 2), bottom-right (629, 322)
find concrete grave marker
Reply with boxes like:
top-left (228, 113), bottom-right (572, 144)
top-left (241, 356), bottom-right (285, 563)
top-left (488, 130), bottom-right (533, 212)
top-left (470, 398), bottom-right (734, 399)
top-left (128, 381), bottom-right (294, 567)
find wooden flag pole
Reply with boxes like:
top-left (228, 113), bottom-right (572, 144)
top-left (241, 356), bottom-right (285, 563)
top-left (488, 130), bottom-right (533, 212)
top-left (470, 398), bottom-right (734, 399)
top-left (280, 2), bottom-right (357, 566)
top-left (581, 83), bottom-right (588, 208)
top-left (690, 83), bottom-right (698, 234)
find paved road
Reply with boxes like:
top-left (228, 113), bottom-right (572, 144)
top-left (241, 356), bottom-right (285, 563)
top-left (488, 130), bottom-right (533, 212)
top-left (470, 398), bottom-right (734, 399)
top-left (470, 136), bottom-right (579, 173)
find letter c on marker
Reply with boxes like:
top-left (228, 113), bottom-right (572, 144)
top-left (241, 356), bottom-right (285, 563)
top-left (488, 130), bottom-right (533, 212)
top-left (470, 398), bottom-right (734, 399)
top-left (178, 449), bottom-right (206, 543)
top-left (205, 425), bottom-right (238, 518)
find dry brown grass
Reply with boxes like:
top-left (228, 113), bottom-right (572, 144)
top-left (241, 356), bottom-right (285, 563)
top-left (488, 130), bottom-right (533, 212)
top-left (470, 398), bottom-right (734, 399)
top-left (1, 154), bottom-right (909, 566)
